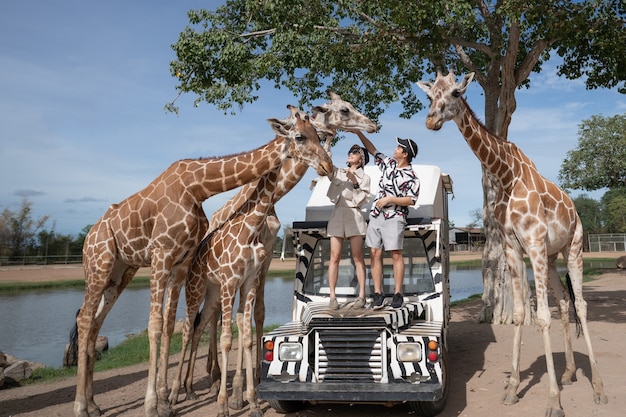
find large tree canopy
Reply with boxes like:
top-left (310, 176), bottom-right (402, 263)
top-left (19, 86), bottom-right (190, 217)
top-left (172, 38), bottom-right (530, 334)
top-left (559, 113), bottom-right (626, 191)
top-left (169, 0), bottom-right (626, 324)
top-left (169, 0), bottom-right (625, 137)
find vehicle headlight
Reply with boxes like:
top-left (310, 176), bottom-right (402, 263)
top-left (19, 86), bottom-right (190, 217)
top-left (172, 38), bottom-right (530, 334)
top-left (397, 342), bottom-right (422, 362)
top-left (278, 342), bottom-right (303, 362)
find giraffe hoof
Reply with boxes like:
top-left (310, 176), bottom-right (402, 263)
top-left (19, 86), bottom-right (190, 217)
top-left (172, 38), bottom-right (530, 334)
top-left (594, 392), bottom-right (609, 405)
top-left (157, 403), bottom-right (175, 417)
top-left (229, 396), bottom-right (245, 410)
top-left (501, 392), bottom-right (519, 406)
top-left (186, 391), bottom-right (199, 401)
top-left (249, 409), bottom-right (264, 417)
top-left (544, 407), bottom-right (565, 417)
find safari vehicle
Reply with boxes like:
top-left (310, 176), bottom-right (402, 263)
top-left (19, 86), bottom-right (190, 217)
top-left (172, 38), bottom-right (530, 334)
top-left (257, 164), bottom-right (453, 416)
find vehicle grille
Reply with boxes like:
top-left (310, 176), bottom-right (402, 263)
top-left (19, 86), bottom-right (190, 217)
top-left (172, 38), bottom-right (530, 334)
top-left (315, 328), bottom-right (384, 382)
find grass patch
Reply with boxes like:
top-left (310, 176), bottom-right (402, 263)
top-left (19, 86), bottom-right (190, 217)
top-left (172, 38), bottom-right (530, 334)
top-left (21, 324), bottom-right (279, 386)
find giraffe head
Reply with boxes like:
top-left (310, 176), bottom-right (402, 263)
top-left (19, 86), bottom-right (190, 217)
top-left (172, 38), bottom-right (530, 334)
top-left (417, 68), bottom-right (475, 131)
top-left (311, 90), bottom-right (378, 150)
top-left (267, 111), bottom-right (333, 176)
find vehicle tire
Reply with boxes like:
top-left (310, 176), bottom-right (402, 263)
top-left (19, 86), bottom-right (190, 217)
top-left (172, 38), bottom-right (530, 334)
top-left (408, 347), bottom-right (450, 417)
top-left (266, 399), bottom-right (307, 414)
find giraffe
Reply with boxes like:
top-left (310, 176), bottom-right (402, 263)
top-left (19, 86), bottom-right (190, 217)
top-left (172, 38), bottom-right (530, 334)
top-left (417, 69), bottom-right (608, 417)
top-left (167, 112), bottom-right (328, 417)
top-left (170, 95), bottom-right (377, 411)
top-left (70, 114), bottom-right (333, 417)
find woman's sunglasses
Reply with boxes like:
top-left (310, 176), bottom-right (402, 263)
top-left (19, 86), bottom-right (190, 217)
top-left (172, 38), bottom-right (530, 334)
top-left (348, 148), bottom-right (360, 155)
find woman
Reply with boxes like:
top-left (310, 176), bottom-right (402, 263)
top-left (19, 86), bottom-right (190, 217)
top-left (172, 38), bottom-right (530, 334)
top-left (326, 144), bottom-right (371, 309)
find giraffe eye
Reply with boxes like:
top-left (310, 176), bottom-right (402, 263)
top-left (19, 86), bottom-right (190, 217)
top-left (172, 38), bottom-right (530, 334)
top-left (295, 135), bottom-right (305, 142)
top-left (452, 89), bottom-right (461, 98)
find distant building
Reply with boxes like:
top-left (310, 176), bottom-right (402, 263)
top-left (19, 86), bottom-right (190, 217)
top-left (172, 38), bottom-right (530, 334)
top-left (449, 227), bottom-right (485, 252)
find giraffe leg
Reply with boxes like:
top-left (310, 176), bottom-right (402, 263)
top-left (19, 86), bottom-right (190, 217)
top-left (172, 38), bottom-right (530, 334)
top-left (242, 287), bottom-right (263, 417)
top-left (74, 298), bottom-right (102, 417)
top-left (204, 307), bottom-right (222, 395)
top-left (170, 265), bottom-right (206, 405)
top-left (144, 265), bottom-right (168, 417)
top-left (565, 251), bottom-right (608, 405)
top-left (546, 259), bottom-right (576, 385)
top-left (155, 265), bottom-right (188, 417)
top-left (501, 250), bottom-right (525, 406)
top-left (217, 288), bottom-right (235, 417)
top-left (169, 316), bottom-right (190, 406)
top-left (229, 309), bottom-right (245, 410)
top-left (529, 248), bottom-right (564, 417)
top-left (254, 257), bottom-right (269, 384)
top-left (74, 261), bottom-right (135, 417)
top-left (184, 296), bottom-right (220, 400)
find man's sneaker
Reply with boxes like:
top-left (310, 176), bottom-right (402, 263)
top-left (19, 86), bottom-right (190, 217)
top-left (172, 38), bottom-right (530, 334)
top-left (372, 292), bottom-right (385, 307)
top-left (353, 297), bottom-right (366, 309)
top-left (329, 297), bottom-right (339, 310)
top-left (391, 292), bottom-right (404, 308)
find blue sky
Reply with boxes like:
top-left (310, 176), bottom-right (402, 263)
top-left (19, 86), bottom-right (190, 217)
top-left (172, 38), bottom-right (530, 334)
top-left (1, 1), bottom-right (624, 238)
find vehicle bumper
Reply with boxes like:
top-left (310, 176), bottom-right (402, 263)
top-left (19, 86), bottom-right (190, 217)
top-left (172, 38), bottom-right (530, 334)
top-left (257, 381), bottom-right (442, 402)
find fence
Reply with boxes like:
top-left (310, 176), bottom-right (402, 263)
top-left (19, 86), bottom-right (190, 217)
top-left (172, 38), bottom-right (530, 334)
top-left (0, 254), bottom-right (83, 267)
top-left (588, 233), bottom-right (626, 252)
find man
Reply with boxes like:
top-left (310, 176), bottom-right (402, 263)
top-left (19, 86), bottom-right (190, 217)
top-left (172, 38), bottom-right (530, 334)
top-left (350, 130), bottom-right (420, 308)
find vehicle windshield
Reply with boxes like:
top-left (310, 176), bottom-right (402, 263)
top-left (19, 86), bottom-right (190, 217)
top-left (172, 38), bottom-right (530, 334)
top-left (301, 235), bottom-right (436, 297)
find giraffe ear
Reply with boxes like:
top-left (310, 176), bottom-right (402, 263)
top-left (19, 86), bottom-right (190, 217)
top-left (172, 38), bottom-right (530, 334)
top-left (311, 105), bottom-right (328, 116)
top-left (267, 118), bottom-right (290, 138)
top-left (459, 72), bottom-right (475, 93)
top-left (416, 81), bottom-right (432, 93)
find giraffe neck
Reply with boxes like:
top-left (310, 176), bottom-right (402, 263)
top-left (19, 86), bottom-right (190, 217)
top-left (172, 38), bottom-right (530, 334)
top-left (178, 136), bottom-right (288, 202)
top-left (238, 165), bottom-right (282, 227)
top-left (208, 158), bottom-right (308, 231)
top-left (455, 99), bottom-right (520, 192)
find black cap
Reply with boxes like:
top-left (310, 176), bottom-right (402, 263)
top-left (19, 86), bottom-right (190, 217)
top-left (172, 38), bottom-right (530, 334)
top-left (396, 137), bottom-right (418, 159)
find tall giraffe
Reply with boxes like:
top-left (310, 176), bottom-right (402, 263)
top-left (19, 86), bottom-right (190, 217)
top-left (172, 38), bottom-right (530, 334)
top-left (168, 113), bottom-right (328, 417)
top-left (171, 95), bottom-right (377, 411)
top-left (71, 115), bottom-right (333, 417)
top-left (417, 69), bottom-right (607, 417)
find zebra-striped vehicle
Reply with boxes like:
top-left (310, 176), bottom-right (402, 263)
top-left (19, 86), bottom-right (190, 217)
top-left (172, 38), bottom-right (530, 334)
top-left (257, 165), bottom-right (453, 417)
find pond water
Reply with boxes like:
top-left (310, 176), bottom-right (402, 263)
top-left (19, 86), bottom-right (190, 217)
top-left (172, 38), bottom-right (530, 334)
top-left (4, 261), bottom-right (611, 369)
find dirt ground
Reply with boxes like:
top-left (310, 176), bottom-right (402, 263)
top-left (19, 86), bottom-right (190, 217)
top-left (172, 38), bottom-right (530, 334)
top-left (1, 254), bottom-right (625, 417)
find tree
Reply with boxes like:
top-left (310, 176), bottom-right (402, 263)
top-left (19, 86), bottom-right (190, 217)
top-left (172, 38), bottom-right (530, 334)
top-left (466, 208), bottom-right (483, 229)
top-left (169, 1), bottom-right (626, 323)
top-left (601, 188), bottom-right (626, 233)
top-left (572, 194), bottom-right (602, 251)
top-left (559, 113), bottom-right (626, 191)
top-left (0, 198), bottom-right (49, 262)
top-left (572, 194), bottom-right (603, 233)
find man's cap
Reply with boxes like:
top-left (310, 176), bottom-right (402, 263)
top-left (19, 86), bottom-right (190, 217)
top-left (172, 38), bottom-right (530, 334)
top-left (396, 137), bottom-right (418, 159)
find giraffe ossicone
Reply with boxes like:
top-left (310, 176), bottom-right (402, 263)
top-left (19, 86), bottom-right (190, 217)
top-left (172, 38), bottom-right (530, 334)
top-left (417, 68), bottom-right (607, 417)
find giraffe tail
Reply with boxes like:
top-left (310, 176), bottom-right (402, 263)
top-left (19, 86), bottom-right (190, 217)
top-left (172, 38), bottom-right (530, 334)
top-left (565, 273), bottom-right (582, 338)
top-left (63, 309), bottom-right (80, 368)
top-left (193, 310), bottom-right (202, 331)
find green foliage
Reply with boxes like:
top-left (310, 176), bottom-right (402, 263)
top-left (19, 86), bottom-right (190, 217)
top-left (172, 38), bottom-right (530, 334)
top-left (168, 1), bottom-right (626, 138)
top-left (0, 199), bottom-right (49, 260)
top-left (601, 188), bottom-right (626, 232)
top-left (557, 1), bottom-right (626, 93)
top-left (573, 194), bottom-right (603, 233)
top-left (0, 198), bottom-right (87, 264)
top-left (559, 113), bottom-right (626, 191)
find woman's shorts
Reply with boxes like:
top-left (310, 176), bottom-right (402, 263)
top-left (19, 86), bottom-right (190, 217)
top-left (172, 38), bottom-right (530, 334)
top-left (327, 206), bottom-right (367, 238)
